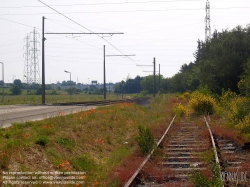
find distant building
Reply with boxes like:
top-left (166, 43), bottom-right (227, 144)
top-left (49, 81), bottom-right (115, 92)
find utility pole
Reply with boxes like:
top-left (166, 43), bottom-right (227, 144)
top-left (42, 17), bottom-right (45, 104)
top-left (64, 70), bottom-right (72, 99)
top-left (159, 64), bottom-right (161, 93)
top-left (205, 0), bottom-right (211, 41)
top-left (104, 45), bottom-right (106, 100)
top-left (153, 58), bottom-right (156, 97)
top-left (0, 62), bottom-right (4, 103)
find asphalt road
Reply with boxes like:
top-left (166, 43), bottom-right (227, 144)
top-left (0, 105), bottom-right (97, 128)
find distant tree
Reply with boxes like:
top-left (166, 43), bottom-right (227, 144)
top-left (140, 75), bottom-right (164, 94)
top-left (238, 58), bottom-right (250, 96)
top-left (30, 83), bottom-right (40, 90)
top-left (65, 87), bottom-right (77, 95)
top-left (45, 84), bottom-right (52, 90)
top-left (123, 75), bottom-right (143, 94)
top-left (193, 39), bottom-right (203, 64)
top-left (62, 80), bottom-right (76, 86)
top-left (13, 79), bottom-right (22, 88)
top-left (10, 85), bottom-right (22, 95)
top-left (213, 29), bottom-right (218, 38)
top-left (13, 79), bottom-right (22, 86)
top-left (36, 87), bottom-right (42, 95)
top-left (196, 25), bottom-right (250, 94)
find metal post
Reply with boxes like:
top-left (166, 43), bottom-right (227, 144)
top-left (159, 64), bottom-right (160, 93)
top-left (0, 62), bottom-right (4, 103)
top-left (104, 45), bottom-right (106, 100)
top-left (153, 58), bottom-right (156, 97)
top-left (70, 72), bottom-right (71, 99)
top-left (42, 16), bottom-right (46, 104)
top-left (64, 70), bottom-right (71, 99)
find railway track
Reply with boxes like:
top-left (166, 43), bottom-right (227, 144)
top-left (52, 97), bottom-right (149, 106)
top-left (124, 116), bottom-right (250, 187)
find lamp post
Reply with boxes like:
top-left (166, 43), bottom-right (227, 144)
top-left (0, 62), bottom-right (4, 103)
top-left (64, 70), bottom-right (71, 99)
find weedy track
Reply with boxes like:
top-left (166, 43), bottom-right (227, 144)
top-left (123, 116), bottom-right (249, 187)
top-left (214, 135), bottom-right (250, 186)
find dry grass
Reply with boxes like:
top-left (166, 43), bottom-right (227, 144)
top-left (210, 123), bottom-right (247, 146)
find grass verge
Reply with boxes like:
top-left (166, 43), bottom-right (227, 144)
top-left (0, 94), bottom-right (174, 187)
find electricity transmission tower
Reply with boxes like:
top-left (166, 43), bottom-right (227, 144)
top-left (205, 0), bottom-right (211, 41)
top-left (23, 34), bottom-right (30, 84)
top-left (30, 27), bottom-right (40, 84)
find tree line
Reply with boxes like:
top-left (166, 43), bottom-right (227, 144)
top-left (4, 24), bottom-right (250, 97)
top-left (114, 24), bottom-right (250, 96)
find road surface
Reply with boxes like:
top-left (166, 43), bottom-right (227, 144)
top-left (0, 105), bottom-right (97, 128)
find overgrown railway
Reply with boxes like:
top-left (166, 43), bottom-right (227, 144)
top-left (124, 116), bottom-right (249, 187)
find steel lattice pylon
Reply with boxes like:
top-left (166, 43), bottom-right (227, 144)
top-left (205, 0), bottom-right (211, 41)
top-left (29, 27), bottom-right (40, 84)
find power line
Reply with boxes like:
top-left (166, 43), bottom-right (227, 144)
top-left (0, 17), bottom-right (108, 52)
top-left (0, 0), bottom-right (202, 8)
top-left (1, 7), bottom-right (250, 16)
top-left (0, 17), bottom-right (35, 28)
top-left (38, 0), bottom-right (138, 66)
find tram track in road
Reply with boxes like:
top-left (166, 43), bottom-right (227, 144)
top-left (124, 116), bottom-right (250, 187)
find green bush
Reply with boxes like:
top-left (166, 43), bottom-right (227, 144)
top-left (35, 136), bottom-right (49, 146)
top-left (135, 125), bottom-right (155, 154)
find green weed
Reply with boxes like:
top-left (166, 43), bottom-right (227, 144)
top-left (35, 136), bottom-right (49, 146)
top-left (71, 154), bottom-right (96, 172)
top-left (135, 125), bottom-right (155, 154)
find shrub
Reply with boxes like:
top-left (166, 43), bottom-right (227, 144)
top-left (135, 125), bottom-right (155, 154)
top-left (227, 97), bottom-right (250, 125)
top-left (173, 103), bottom-right (188, 117)
top-left (10, 85), bottom-right (22, 95)
top-left (35, 136), bottom-right (49, 146)
top-left (235, 114), bottom-right (250, 134)
top-left (220, 90), bottom-right (237, 107)
top-left (177, 92), bottom-right (190, 102)
top-left (188, 92), bottom-right (217, 116)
